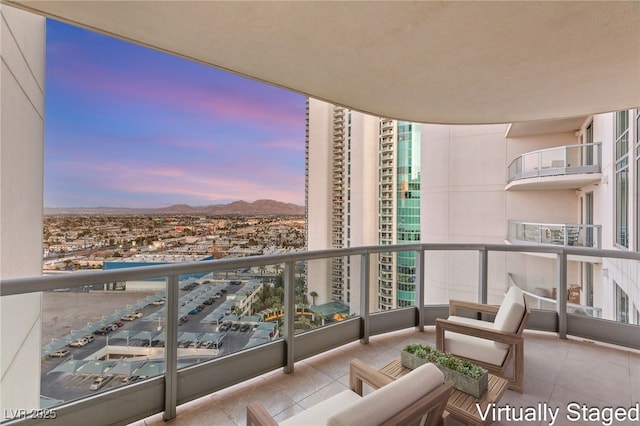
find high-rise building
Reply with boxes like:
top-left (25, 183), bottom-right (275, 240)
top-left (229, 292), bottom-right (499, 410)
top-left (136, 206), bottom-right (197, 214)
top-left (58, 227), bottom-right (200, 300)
top-left (379, 120), bottom-right (421, 309)
top-left (306, 100), bottom-right (422, 311)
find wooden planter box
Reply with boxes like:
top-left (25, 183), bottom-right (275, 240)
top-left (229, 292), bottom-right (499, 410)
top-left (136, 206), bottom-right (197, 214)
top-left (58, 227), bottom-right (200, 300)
top-left (400, 350), bottom-right (488, 398)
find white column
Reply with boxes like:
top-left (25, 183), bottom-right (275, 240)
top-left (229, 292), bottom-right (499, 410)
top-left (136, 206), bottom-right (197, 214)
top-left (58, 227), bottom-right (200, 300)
top-left (0, 5), bottom-right (45, 418)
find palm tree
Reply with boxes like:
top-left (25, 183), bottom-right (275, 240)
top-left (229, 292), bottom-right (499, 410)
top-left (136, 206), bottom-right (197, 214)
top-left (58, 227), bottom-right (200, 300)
top-left (309, 291), bottom-right (318, 306)
top-left (273, 263), bottom-right (283, 276)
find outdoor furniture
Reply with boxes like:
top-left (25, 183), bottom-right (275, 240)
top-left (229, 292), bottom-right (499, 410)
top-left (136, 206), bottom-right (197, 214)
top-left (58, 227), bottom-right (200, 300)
top-left (380, 357), bottom-right (508, 426)
top-left (246, 359), bottom-right (453, 426)
top-left (436, 285), bottom-right (529, 392)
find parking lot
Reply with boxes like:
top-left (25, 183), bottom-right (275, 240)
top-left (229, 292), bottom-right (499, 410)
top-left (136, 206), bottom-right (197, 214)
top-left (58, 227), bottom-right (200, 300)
top-left (41, 278), bottom-right (267, 404)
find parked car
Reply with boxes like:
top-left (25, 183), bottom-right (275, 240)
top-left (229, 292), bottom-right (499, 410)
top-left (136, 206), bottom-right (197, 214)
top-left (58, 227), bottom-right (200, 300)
top-left (178, 315), bottom-right (188, 325)
top-left (69, 338), bottom-right (89, 347)
top-left (107, 324), bottom-right (119, 332)
top-left (121, 314), bottom-right (136, 321)
top-left (230, 323), bottom-right (240, 331)
top-left (121, 375), bottom-right (140, 384)
top-left (94, 327), bottom-right (110, 335)
top-left (89, 376), bottom-right (107, 391)
top-left (83, 334), bottom-right (94, 343)
top-left (49, 349), bottom-right (70, 358)
top-left (239, 324), bottom-right (250, 332)
top-left (151, 299), bottom-right (165, 305)
top-left (130, 312), bottom-right (143, 318)
top-left (200, 341), bottom-right (214, 349)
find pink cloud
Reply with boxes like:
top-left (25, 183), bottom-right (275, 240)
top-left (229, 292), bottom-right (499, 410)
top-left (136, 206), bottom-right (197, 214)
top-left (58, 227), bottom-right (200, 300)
top-left (49, 52), bottom-right (303, 130)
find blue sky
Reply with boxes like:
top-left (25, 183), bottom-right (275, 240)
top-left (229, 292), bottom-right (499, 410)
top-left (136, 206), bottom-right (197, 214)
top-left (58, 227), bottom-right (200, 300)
top-left (44, 20), bottom-right (306, 208)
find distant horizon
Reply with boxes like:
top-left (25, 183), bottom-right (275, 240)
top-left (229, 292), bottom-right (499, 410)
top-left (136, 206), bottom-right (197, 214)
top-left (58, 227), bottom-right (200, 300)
top-left (44, 199), bottom-right (305, 210)
top-left (45, 20), bottom-right (306, 209)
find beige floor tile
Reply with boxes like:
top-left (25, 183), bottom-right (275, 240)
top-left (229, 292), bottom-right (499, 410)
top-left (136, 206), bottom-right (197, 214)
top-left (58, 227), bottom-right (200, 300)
top-left (296, 380), bottom-right (350, 410)
top-left (264, 362), bottom-right (334, 402)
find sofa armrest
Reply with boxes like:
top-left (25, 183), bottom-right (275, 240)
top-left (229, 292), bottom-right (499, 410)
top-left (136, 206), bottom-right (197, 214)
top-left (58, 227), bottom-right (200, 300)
top-left (349, 358), bottom-right (394, 396)
top-left (435, 318), bottom-right (523, 347)
top-left (449, 299), bottom-right (500, 316)
top-left (247, 401), bottom-right (278, 426)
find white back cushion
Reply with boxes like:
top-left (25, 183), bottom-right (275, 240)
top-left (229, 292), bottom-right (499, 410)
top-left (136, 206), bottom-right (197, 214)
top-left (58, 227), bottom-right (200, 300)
top-left (493, 286), bottom-right (525, 333)
top-left (327, 362), bottom-right (444, 426)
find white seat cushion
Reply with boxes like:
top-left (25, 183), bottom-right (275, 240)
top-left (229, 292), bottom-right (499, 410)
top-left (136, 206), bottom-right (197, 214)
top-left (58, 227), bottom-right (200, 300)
top-left (327, 362), bottom-right (444, 426)
top-left (444, 330), bottom-right (508, 366)
top-left (279, 389), bottom-right (361, 426)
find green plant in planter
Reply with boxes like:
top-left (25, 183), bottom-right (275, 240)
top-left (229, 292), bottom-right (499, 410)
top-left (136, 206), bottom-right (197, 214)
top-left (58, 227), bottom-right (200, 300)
top-left (403, 343), bottom-right (484, 380)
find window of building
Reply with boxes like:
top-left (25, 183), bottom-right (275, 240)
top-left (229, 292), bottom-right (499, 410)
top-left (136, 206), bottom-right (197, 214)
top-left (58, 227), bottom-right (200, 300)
top-left (614, 281), bottom-right (629, 323)
top-left (615, 110), bottom-right (629, 248)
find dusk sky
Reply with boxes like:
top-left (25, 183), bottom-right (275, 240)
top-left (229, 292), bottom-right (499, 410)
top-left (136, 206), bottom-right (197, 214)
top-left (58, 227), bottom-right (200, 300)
top-left (44, 19), bottom-right (306, 208)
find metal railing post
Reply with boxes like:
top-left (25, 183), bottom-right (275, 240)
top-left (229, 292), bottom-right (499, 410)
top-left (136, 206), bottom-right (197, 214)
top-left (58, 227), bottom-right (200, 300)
top-left (478, 248), bottom-right (488, 304)
top-left (163, 273), bottom-right (179, 421)
top-left (283, 261), bottom-right (296, 373)
top-left (360, 253), bottom-right (370, 344)
top-left (557, 252), bottom-right (568, 339)
top-left (415, 249), bottom-right (425, 332)
top-left (478, 248), bottom-right (488, 321)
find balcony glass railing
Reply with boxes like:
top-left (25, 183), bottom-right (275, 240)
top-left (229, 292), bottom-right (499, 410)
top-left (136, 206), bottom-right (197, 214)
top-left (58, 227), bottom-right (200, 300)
top-left (508, 220), bottom-right (601, 248)
top-left (507, 142), bottom-right (602, 183)
top-left (1, 243), bottom-right (638, 425)
top-left (508, 273), bottom-right (602, 318)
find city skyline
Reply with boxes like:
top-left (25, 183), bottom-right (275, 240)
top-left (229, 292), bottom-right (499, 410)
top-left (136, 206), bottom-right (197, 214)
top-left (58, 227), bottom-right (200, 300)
top-left (45, 19), bottom-right (306, 209)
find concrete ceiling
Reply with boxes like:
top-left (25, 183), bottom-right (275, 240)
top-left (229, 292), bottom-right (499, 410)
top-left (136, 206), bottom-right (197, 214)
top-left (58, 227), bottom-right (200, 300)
top-left (9, 1), bottom-right (640, 124)
top-left (506, 116), bottom-right (589, 138)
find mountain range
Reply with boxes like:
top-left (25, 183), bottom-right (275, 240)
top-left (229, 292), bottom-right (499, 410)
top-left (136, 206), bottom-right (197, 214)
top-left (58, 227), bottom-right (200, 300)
top-left (44, 199), bottom-right (305, 216)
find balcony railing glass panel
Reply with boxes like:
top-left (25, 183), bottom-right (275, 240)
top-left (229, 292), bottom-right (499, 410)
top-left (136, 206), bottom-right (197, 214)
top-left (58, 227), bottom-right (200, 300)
top-left (424, 250), bottom-right (479, 304)
top-left (507, 143), bottom-right (602, 183)
top-left (41, 275), bottom-right (168, 408)
top-left (508, 220), bottom-right (601, 248)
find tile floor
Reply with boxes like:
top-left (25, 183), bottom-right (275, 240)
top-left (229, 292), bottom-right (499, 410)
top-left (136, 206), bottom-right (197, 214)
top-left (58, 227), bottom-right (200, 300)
top-left (131, 328), bottom-right (640, 426)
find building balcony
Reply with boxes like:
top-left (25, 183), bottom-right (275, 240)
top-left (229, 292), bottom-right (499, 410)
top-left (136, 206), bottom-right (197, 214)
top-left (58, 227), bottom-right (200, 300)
top-left (508, 220), bottom-right (602, 248)
top-left (506, 143), bottom-right (602, 190)
top-left (1, 243), bottom-right (638, 426)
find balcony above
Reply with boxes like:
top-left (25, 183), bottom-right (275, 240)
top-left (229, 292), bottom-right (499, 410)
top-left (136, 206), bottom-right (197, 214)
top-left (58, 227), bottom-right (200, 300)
top-left (508, 220), bottom-right (601, 248)
top-left (506, 143), bottom-right (601, 190)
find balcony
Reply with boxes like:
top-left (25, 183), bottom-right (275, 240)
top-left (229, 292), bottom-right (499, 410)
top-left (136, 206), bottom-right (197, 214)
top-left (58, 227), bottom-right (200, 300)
top-left (508, 220), bottom-right (602, 248)
top-left (506, 143), bottom-right (602, 190)
top-left (1, 243), bottom-right (638, 426)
